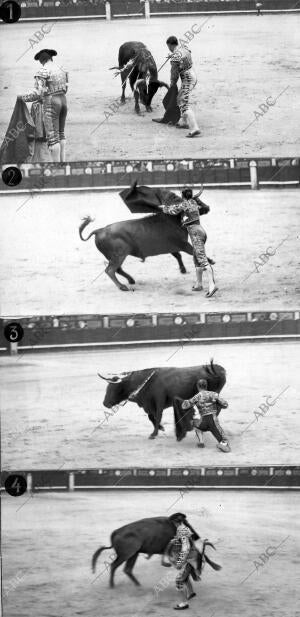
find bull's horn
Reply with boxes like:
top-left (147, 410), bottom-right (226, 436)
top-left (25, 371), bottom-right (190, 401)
top-left (135, 78), bottom-right (146, 86)
top-left (97, 372), bottom-right (122, 383)
top-left (194, 185), bottom-right (204, 198)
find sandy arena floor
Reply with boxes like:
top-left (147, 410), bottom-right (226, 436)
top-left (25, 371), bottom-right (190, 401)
top-left (0, 189), bottom-right (299, 315)
top-left (0, 14), bottom-right (299, 159)
top-left (2, 490), bottom-right (300, 617)
top-left (1, 340), bottom-right (299, 469)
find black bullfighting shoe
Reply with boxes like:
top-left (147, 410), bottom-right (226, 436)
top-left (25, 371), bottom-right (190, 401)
top-left (174, 604), bottom-right (189, 610)
top-left (186, 130), bottom-right (201, 138)
top-left (206, 286), bottom-right (218, 298)
top-left (152, 118), bottom-right (168, 124)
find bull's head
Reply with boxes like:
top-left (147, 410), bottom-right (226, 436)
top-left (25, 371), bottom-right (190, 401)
top-left (98, 372), bottom-right (132, 408)
top-left (135, 78), bottom-right (168, 109)
top-left (169, 513), bottom-right (200, 541)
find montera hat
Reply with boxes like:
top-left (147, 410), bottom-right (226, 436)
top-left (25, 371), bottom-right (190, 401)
top-left (34, 49), bottom-right (57, 61)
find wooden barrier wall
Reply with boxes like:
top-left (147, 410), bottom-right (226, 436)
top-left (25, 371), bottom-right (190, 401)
top-left (2, 466), bottom-right (300, 491)
top-left (14, 0), bottom-right (300, 21)
top-left (1, 311), bottom-right (299, 353)
top-left (1, 158), bottom-right (299, 192)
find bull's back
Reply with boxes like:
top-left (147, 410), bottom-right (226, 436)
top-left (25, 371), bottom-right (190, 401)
top-left (151, 364), bottom-right (226, 400)
top-left (112, 516), bottom-right (167, 536)
top-left (126, 364), bottom-right (225, 400)
top-left (111, 517), bottom-right (175, 555)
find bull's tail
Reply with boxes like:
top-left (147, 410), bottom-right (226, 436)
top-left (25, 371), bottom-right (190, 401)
top-left (204, 554), bottom-right (222, 571)
top-left (207, 358), bottom-right (216, 374)
top-left (91, 545), bottom-right (112, 573)
top-left (79, 216), bottom-right (97, 242)
top-left (203, 539), bottom-right (222, 571)
top-left (205, 359), bottom-right (226, 397)
top-left (207, 358), bottom-right (225, 377)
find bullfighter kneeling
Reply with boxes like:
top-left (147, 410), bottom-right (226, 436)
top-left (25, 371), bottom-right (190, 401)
top-left (182, 379), bottom-right (230, 452)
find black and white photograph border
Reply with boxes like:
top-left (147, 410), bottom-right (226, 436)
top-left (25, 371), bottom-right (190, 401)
top-left (1, 3), bottom-right (300, 617)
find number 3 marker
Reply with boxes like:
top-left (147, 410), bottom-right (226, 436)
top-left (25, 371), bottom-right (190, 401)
top-left (4, 322), bottom-right (24, 343)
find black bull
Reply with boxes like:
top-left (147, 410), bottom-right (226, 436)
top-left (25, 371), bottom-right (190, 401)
top-left (91, 514), bottom-right (221, 588)
top-left (110, 41), bottom-right (168, 114)
top-left (79, 212), bottom-right (194, 291)
top-left (99, 360), bottom-right (226, 438)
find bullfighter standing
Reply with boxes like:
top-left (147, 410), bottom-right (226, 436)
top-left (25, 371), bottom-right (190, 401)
top-left (18, 49), bottom-right (68, 162)
top-left (162, 513), bottom-right (200, 611)
top-left (159, 186), bottom-right (218, 297)
top-left (256, 1), bottom-right (263, 15)
top-left (166, 514), bottom-right (200, 610)
top-left (182, 379), bottom-right (230, 452)
top-left (166, 36), bottom-right (200, 138)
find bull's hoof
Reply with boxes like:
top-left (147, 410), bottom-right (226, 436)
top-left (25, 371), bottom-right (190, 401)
top-left (128, 278), bottom-right (136, 285)
top-left (146, 106), bottom-right (152, 112)
top-left (149, 434), bottom-right (157, 440)
top-left (180, 268), bottom-right (187, 274)
top-left (159, 424), bottom-right (165, 431)
top-left (121, 98), bottom-right (126, 105)
top-left (119, 284), bottom-right (130, 291)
